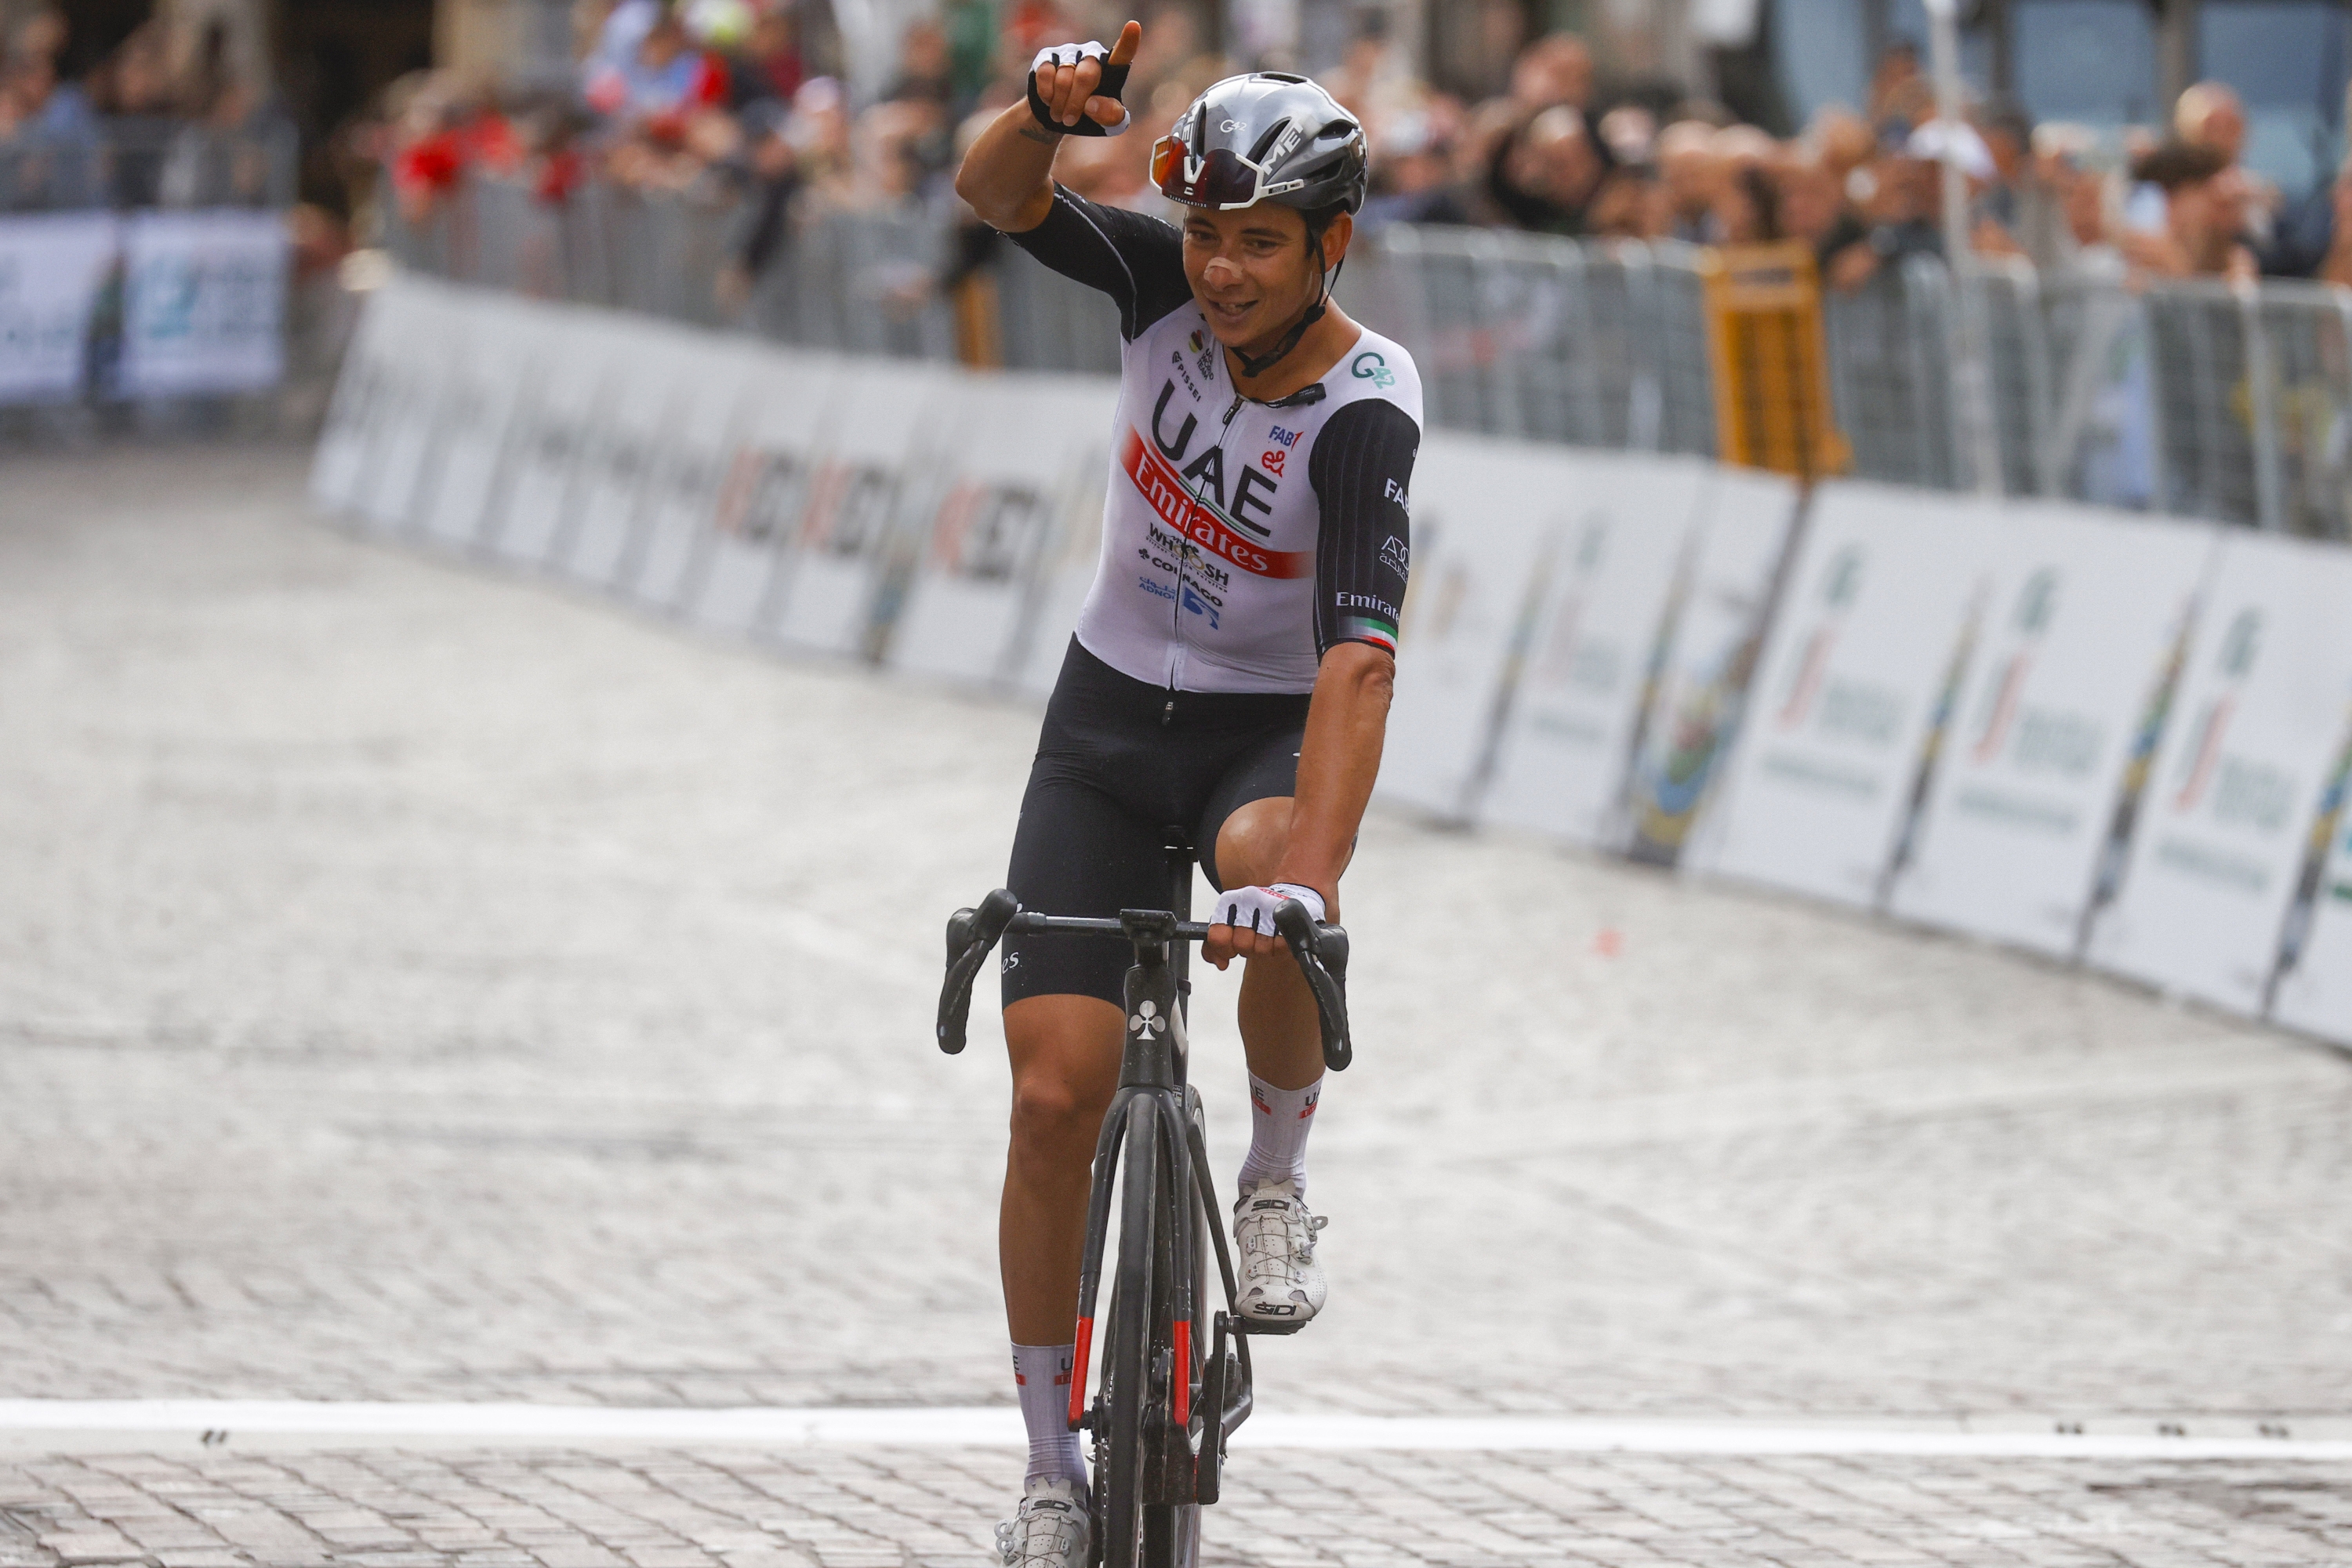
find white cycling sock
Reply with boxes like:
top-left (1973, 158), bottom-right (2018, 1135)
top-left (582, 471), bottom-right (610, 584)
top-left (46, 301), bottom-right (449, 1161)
top-left (1237, 1072), bottom-right (1321, 1199)
top-left (1012, 1341), bottom-right (1086, 1488)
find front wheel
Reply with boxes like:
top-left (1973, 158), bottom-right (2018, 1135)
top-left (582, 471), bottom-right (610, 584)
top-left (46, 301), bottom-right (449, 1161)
top-left (1097, 1096), bottom-right (1158, 1566)
top-left (1094, 1094), bottom-right (1203, 1568)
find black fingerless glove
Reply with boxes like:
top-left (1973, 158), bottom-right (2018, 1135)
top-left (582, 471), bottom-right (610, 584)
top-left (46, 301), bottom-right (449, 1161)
top-left (1025, 41), bottom-right (1131, 138)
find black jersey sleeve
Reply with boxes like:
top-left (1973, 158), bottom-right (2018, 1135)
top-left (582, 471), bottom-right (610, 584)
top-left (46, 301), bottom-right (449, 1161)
top-left (1308, 397), bottom-right (1419, 658)
top-left (1003, 187), bottom-right (1195, 340)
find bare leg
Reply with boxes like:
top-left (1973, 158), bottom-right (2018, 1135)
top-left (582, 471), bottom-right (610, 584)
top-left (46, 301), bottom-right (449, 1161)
top-left (1000, 993), bottom-right (1125, 1342)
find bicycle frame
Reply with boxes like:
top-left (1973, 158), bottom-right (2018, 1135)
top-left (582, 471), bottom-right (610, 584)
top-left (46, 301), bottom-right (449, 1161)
top-left (935, 836), bottom-right (1352, 1558)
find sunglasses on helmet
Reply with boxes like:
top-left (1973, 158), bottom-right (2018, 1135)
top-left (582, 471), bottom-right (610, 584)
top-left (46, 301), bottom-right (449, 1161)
top-left (1151, 132), bottom-right (1310, 209)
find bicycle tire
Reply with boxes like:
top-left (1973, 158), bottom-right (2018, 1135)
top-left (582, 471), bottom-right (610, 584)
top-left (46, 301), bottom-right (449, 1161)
top-left (1140, 1095), bottom-right (1207, 1564)
top-left (1098, 1095), bottom-right (1159, 1567)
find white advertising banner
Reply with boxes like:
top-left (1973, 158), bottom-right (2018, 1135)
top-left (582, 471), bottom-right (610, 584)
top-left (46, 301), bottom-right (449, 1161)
top-left (2085, 531), bottom-right (2352, 1016)
top-left (1624, 467), bottom-right (1800, 867)
top-left (628, 332), bottom-right (768, 613)
top-left (1479, 452), bottom-right (1712, 846)
top-left (1010, 441), bottom-right (1112, 701)
top-left (769, 357), bottom-right (952, 658)
top-left (555, 316), bottom-right (697, 591)
top-left (350, 278), bottom-right (462, 534)
top-left (1886, 504), bottom-right (2220, 955)
top-left (2270, 735), bottom-right (2352, 1045)
top-left (890, 372), bottom-right (1120, 688)
top-left (486, 310), bottom-right (618, 569)
top-left (118, 209), bottom-right (288, 397)
top-left (1374, 433), bottom-right (1562, 822)
top-left (414, 292), bottom-right (549, 553)
top-left (0, 212), bottom-right (116, 404)
top-left (1698, 482), bottom-right (2013, 906)
top-left (309, 277), bottom-right (409, 516)
top-left (689, 349), bottom-right (844, 637)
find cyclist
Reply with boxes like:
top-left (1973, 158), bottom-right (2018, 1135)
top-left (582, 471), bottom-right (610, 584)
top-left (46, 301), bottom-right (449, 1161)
top-left (955, 24), bottom-right (1420, 1565)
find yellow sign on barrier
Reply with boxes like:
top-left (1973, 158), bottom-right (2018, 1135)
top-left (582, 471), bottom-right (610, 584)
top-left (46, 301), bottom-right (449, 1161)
top-left (1700, 242), bottom-right (1849, 480)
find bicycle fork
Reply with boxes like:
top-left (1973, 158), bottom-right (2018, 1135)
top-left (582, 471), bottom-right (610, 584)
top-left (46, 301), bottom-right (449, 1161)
top-left (1067, 914), bottom-right (1259, 1508)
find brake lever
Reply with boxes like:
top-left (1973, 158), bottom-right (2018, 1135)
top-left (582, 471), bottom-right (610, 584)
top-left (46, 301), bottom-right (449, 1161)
top-left (937, 887), bottom-right (1021, 1054)
top-left (1272, 898), bottom-right (1353, 1073)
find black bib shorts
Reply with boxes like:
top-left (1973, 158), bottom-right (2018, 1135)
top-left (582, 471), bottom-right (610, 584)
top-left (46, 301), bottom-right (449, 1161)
top-left (1001, 640), bottom-right (1309, 1010)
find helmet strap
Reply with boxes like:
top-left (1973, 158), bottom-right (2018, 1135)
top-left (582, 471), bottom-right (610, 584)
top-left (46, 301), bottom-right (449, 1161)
top-left (1231, 226), bottom-right (1338, 383)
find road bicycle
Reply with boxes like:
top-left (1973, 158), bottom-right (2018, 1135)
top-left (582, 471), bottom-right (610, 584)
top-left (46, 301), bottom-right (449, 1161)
top-left (937, 830), bottom-right (1353, 1568)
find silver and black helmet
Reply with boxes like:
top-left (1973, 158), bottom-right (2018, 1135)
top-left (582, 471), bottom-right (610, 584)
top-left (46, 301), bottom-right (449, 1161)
top-left (1152, 73), bottom-right (1369, 215)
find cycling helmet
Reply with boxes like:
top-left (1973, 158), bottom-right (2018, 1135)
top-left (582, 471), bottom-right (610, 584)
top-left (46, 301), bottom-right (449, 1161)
top-left (1152, 74), bottom-right (1369, 215)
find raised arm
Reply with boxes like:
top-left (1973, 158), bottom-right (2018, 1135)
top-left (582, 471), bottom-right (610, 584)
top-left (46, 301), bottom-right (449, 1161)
top-left (954, 20), bottom-right (1141, 234)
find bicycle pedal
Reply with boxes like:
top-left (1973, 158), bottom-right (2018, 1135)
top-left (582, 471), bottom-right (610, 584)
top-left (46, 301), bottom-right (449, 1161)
top-left (1229, 1316), bottom-right (1306, 1338)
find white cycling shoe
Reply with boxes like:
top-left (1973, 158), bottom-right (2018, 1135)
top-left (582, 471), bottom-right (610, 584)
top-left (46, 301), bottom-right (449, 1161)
top-left (995, 1475), bottom-right (1088, 1567)
top-left (1233, 1178), bottom-right (1329, 1327)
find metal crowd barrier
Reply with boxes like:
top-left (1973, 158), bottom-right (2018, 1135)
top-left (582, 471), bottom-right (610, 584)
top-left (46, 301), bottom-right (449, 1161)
top-left (0, 121), bottom-right (296, 211)
top-left (386, 168), bottom-right (2352, 539)
top-left (1821, 261), bottom-right (2352, 538)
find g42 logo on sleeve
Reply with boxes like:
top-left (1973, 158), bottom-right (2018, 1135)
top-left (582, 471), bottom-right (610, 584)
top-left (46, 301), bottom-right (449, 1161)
top-left (1350, 350), bottom-right (1396, 389)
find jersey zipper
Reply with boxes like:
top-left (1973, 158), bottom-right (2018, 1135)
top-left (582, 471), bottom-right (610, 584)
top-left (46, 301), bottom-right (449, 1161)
top-left (1168, 385), bottom-right (1247, 700)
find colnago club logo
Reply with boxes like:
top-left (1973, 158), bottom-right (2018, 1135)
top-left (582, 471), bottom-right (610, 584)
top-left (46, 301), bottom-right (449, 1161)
top-left (1187, 328), bottom-right (1215, 378)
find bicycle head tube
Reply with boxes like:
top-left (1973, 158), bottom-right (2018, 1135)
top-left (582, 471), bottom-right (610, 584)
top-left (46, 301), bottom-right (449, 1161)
top-left (1116, 913), bottom-right (1188, 1091)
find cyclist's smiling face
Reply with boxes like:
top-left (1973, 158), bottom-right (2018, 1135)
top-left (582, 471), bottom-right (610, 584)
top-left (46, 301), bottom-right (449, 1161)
top-left (1181, 205), bottom-right (1352, 353)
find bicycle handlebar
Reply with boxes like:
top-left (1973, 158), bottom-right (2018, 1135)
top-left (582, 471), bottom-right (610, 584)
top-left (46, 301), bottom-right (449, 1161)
top-left (935, 891), bottom-right (1353, 1071)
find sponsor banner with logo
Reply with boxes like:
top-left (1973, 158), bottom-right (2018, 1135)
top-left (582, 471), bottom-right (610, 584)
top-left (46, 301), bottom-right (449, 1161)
top-left (2270, 724), bottom-right (2352, 1045)
top-left (690, 351), bottom-right (846, 637)
top-left (1011, 437), bottom-right (1113, 701)
top-left (890, 372), bottom-right (1121, 688)
top-left (0, 212), bottom-right (118, 405)
top-left (769, 356), bottom-right (955, 659)
top-left (1625, 467), bottom-right (1802, 869)
top-left (118, 209), bottom-right (289, 398)
top-left (628, 332), bottom-right (770, 613)
top-left (1375, 433), bottom-right (1563, 822)
top-left (1479, 453), bottom-right (1712, 846)
top-left (553, 315), bottom-right (702, 591)
top-left (413, 292), bottom-right (551, 554)
top-left (2085, 532), bottom-right (2352, 1015)
top-left (343, 278), bottom-right (466, 535)
top-left (1697, 482), bottom-right (2015, 906)
top-left (487, 303), bottom-right (622, 569)
top-left (1886, 504), bottom-right (2220, 955)
top-left (309, 274), bottom-right (417, 517)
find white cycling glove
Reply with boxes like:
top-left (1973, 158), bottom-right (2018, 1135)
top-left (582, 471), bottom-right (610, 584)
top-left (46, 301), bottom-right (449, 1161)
top-left (1026, 41), bottom-right (1131, 137)
top-left (1210, 882), bottom-right (1327, 936)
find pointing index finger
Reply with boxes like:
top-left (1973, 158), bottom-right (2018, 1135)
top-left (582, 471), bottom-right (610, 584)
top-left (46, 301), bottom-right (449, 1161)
top-left (1108, 20), bottom-right (1142, 66)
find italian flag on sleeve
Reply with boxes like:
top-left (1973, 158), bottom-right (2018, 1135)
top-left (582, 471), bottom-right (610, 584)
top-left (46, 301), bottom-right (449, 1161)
top-left (1340, 613), bottom-right (1398, 654)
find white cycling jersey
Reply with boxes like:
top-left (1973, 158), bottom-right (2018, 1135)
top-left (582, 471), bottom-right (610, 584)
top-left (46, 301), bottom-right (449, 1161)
top-left (1009, 188), bottom-right (1423, 695)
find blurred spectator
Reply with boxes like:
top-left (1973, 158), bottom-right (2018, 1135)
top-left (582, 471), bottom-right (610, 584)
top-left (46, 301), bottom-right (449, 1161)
top-left (2307, 160), bottom-right (2352, 288)
top-left (1488, 103), bottom-right (1615, 234)
top-left (1511, 34), bottom-right (1593, 112)
top-left (724, 4), bottom-right (804, 107)
top-left (3, 7), bottom-right (96, 139)
top-left (1360, 108), bottom-right (1473, 230)
top-left (1655, 118), bottom-right (1719, 241)
top-left (1865, 43), bottom-right (1922, 136)
top-left (584, 5), bottom-right (728, 126)
top-left (2124, 140), bottom-right (2256, 279)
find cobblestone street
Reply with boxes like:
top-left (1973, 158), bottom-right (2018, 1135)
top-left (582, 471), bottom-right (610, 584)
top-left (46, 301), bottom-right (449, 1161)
top-left (3, 449), bottom-right (2350, 1565)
